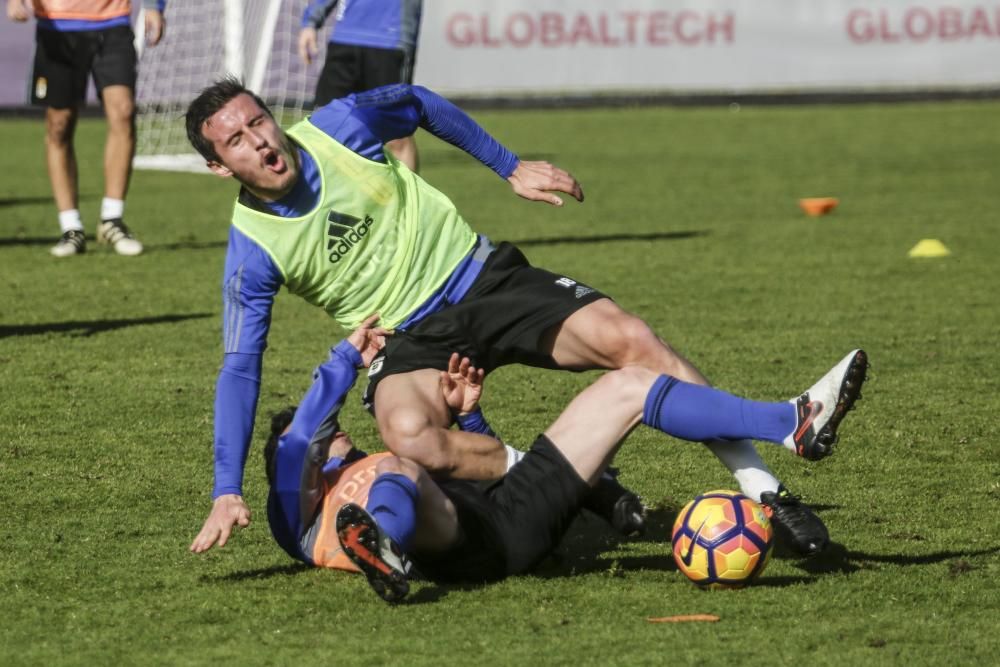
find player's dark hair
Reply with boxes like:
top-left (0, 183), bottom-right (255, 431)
top-left (185, 76), bottom-right (272, 162)
top-left (263, 406), bottom-right (297, 488)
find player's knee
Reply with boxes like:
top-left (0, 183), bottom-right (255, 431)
top-left (601, 365), bottom-right (659, 405)
top-left (45, 113), bottom-right (74, 144)
top-left (606, 314), bottom-right (669, 368)
top-left (374, 455), bottom-right (422, 484)
top-left (378, 409), bottom-right (450, 471)
top-left (105, 100), bottom-right (136, 131)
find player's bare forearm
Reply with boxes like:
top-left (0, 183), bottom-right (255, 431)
top-left (507, 160), bottom-right (584, 206)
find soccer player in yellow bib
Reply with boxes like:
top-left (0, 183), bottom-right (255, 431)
top-left (186, 79), bottom-right (840, 559)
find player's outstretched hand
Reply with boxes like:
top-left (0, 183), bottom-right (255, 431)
top-left (440, 352), bottom-right (485, 415)
top-left (298, 27), bottom-right (319, 65)
top-left (346, 313), bottom-right (392, 368)
top-left (507, 160), bottom-right (584, 207)
top-left (190, 494), bottom-right (251, 553)
top-left (7, 0), bottom-right (31, 21)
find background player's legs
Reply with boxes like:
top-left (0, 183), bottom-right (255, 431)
top-left (45, 106), bottom-right (80, 217)
top-left (95, 84), bottom-right (142, 255)
top-left (544, 297), bottom-right (783, 502)
top-left (374, 369), bottom-right (508, 479)
top-left (45, 105), bottom-right (87, 256)
top-left (101, 84), bottom-right (135, 202)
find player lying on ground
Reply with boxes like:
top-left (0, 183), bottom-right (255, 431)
top-left (263, 319), bottom-right (868, 601)
top-left (264, 315), bottom-right (642, 568)
top-left (188, 78), bottom-right (836, 557)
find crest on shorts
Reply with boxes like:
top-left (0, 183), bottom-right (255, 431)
top-left (368, 357), bottom-right (384, 377)
top-left (35, 77), bottom-right (48, 100)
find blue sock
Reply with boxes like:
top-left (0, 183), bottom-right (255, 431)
top-left (365, 473), bottom-right (419, 551)
top-left (642, 375), bottom-right (796, 445)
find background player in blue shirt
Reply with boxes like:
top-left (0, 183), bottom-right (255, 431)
top-left (298, 0), bottom-right (422, 171)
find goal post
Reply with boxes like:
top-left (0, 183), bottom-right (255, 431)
top-left (134, 0), bottom-right (324, 172)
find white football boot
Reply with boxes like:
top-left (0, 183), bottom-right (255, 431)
top-left (784, 349), bottom-right (868, 460)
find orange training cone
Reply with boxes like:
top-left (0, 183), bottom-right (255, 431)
top-left (798, 197), bottom-right (839, 217)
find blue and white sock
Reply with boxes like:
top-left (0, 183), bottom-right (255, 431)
top-left (642, 375), bottom-right (796, 445)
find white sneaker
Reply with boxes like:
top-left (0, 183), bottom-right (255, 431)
top-left (97, 218), bottom-right (143, 256)
top-left (50, 229), bottom-right (87, 257)
top-left (783, 349), bottom-right (868, 460)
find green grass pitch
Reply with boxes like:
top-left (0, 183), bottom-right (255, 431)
top-left (1, 100), bottom-right (999, 665)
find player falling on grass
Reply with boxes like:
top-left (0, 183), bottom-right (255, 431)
top-left (186, 78), bottom-right (839, 558)
top-left (263, 317), bottom-right (867, 602)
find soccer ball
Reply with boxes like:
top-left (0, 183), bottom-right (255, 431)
top-left (671, 490), bottom-right (774, 589)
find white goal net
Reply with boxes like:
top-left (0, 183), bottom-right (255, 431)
top-left (134, 0), bottom-right (326, 172)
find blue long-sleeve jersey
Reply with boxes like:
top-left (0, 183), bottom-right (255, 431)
top-left (267, 339), bottom-right (361, 562)
top-left (213, 84), bottom-right (519, 499)
top-left (301, 0), bottom-right (421, 51)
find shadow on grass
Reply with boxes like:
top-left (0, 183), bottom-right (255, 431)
top-left (0, 195), bottom-right (73, 209)
top-left (795, 542), bottom-right (1000, 575)
top-left (0, 312), bottom-right (212, 338)
top-left (147, 240), bottom-right (228, 251)
top-left (510, 230), bottom-right (706, 247)
top-left (205, 562), bottom-right (311, 583)
top-left (0, 237), bottom-right (228, 250)
top-left (0, 236), bottom-right (58, 247)
top-left (528, 507), bottom-right (680, 579)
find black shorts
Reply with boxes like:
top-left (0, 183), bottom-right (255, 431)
top-left (315, 42), bottom-right (415, 107)
top-left (363, 242), bottom-right (608, 408)
top-left (413, 435), bottom-right (591, 583)
top-left (31, 25), bottom-right (137, 108)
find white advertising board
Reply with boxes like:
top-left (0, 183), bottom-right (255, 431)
top-left (414, 1), bottom-right (1000, 96)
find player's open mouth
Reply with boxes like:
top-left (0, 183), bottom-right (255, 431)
top-left (263, 150), bottom-right (285, 173)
